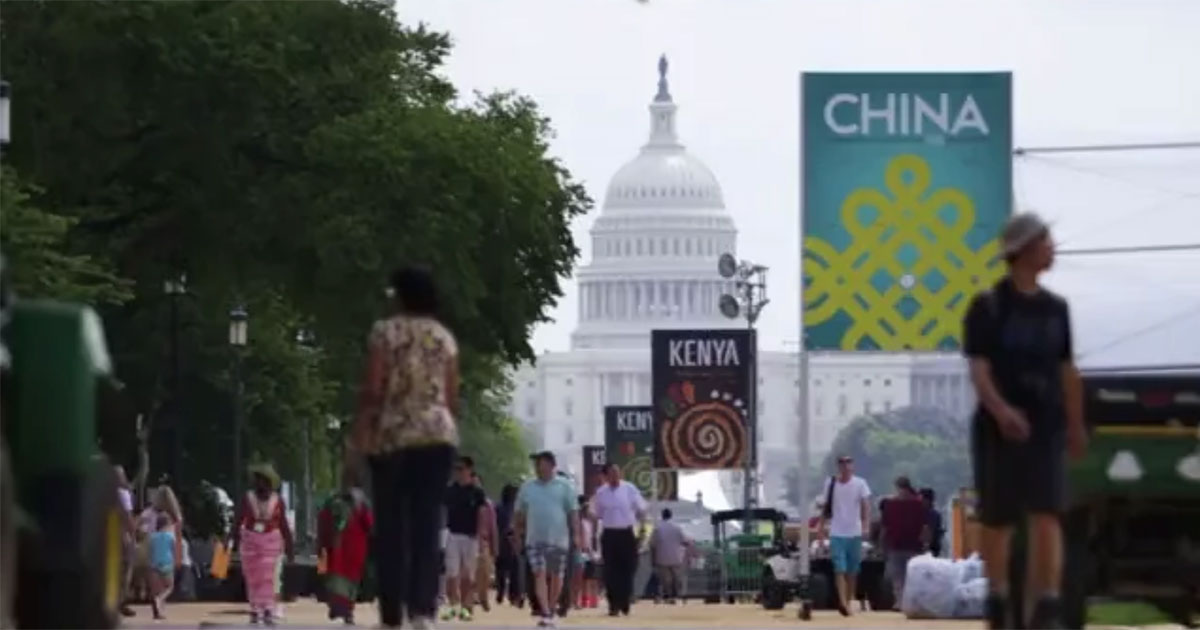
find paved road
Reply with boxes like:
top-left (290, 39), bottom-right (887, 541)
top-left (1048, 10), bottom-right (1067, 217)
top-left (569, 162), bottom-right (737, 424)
top-left (119, 600), bottom-right (980, 630)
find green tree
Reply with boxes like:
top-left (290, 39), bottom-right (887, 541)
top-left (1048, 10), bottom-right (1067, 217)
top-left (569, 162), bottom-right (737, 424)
top-left (0, 0), bottom-right (583, 496)
top-left (0, 165), bottom-right (131, 305)
top-left (817, 406), bottom-right (971, 506)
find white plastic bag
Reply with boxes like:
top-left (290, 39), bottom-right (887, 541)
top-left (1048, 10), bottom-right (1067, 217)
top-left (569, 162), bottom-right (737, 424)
top-left (900, 554), bottom-right (965, 619)
top-left (952, 577), bottom-right (989, 619)
top-left (958, 552), bottom-right (984, 583)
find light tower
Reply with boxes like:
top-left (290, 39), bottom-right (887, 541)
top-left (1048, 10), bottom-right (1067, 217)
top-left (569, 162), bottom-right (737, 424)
top-left (717, 252), bottom-right (769, 523)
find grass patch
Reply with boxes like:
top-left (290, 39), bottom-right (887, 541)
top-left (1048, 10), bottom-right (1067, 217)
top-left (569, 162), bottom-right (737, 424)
top-left (1087, 600), bottom-right (1172, 626)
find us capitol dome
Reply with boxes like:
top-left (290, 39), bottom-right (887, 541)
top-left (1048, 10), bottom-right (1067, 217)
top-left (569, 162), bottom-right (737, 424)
top-left (571, 54), bottom-right (739, 350)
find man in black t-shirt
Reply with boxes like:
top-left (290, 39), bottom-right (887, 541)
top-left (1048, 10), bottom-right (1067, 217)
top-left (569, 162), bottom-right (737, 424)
top-left (443, 456), bottom-right (489, 621)
top-left (963, 212), bottom-right (1087, 630)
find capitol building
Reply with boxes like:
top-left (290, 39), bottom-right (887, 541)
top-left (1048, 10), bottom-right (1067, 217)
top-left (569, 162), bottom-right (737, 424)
top-left (506, 58), bottom-right (972, 509)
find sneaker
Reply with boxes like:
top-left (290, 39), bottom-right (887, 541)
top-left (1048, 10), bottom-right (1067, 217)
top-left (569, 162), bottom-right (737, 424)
top-left (411, 616), bottom-right (437, 630)
top-left (458, 607), bottom-right (474, 621)
top-left (249, 611), bottom-right (260, 626)
top-left (120, 604), bottom-right (137, 618)
top-left (263, 610), bottom-right (277, 627)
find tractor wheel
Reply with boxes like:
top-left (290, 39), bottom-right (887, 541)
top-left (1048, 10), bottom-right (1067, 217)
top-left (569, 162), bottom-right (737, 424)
top-left (1, 441), bottom-right (15, 629)
top-left (82, 459), bottom-right (124, 628)
top-left (1061, 508), bottom-right (1093, 630)
top-left (808, 572), bottom-right (833, 609)
top-left (16, 459), bottom-right (123, 629)
top-left (761, 568), bottom-right (786, 610)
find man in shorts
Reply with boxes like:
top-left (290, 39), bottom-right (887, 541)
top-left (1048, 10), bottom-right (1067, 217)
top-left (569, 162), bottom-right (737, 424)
top-left (820, 455), bottom-right (871, 616)
top-left (443, 456), bottom-right (489, 621)
top-left (515, 452), bottom-right (580, 628)
top-left (964, 212), bottom-right (1087, 629)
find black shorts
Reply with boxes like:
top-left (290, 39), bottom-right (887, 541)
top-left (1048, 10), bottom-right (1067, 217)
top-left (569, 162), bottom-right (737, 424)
top-left (971, 415), bottom-right (1067, 527)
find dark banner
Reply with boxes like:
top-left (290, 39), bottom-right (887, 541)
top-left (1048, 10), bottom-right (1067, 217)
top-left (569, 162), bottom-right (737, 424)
top-left (603, 406), bottom-right (678, 500)
top-left (582, 445), bottom-right (606, 498)
top-left (652, 328), bottom-right (754, 470)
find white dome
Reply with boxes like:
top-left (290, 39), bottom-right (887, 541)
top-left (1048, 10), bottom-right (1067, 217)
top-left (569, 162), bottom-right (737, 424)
top-left (604, 150), bottom-right (725, 209)
top-left (570, 55), bottom-right (739, 351)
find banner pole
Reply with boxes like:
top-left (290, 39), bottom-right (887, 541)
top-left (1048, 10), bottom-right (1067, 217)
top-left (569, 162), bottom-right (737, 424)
top-left (795, 72), bottom-right (814, 621)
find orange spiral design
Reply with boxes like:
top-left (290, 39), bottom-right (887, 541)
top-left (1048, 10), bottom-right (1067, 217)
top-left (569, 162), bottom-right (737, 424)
top-left (661, 401), bottom-right (748, 469)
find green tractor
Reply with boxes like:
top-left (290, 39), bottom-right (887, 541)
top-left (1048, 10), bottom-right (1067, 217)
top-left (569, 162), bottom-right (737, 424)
top-left (1060, 368), bottom-right (1200, 628)
top-left (1008, 368), bottom-right (1200, 628)
top-left (0, 256), bottom-right (127, 628)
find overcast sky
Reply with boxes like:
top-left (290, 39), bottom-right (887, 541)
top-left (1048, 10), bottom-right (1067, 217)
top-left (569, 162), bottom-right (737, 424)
top-left (401, 0), bottom-right (1200, 368)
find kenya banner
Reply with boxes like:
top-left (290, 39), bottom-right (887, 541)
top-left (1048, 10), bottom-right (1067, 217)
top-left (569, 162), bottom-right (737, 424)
top-left (603, 406), bottom-right (678, 500)
top-left (801, 72), bottom-right (1012, 351)
top-left (581, 445), bottom-right (606, 498)
top-left (651, 329), bottom-right (754, 470)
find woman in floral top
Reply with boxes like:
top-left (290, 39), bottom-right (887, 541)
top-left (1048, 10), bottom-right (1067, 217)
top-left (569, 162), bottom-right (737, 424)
top-left (352, 267), bottom-right (459, 630)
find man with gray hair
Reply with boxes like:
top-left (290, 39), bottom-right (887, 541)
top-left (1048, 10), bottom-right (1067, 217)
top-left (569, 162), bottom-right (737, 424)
top-left (963, 212), bottom-right (1087, 630)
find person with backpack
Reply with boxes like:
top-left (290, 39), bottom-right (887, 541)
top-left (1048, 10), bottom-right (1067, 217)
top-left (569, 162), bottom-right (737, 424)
top-left (964, 212), bottom-right (1087, 630)
top-left (819, 455), bottom-right (871, 617)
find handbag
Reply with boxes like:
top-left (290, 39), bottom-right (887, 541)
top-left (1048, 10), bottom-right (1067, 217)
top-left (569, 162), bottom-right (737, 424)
top-left (210, 541), bottom-right (230, 580)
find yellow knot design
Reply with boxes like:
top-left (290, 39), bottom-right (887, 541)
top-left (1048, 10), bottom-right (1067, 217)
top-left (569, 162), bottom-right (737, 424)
top-left (804, 154), bottom-right (1005, 350)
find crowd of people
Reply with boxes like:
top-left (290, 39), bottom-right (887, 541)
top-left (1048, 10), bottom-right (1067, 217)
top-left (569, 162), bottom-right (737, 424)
top-left (815, 455), bottom-right (946, 617)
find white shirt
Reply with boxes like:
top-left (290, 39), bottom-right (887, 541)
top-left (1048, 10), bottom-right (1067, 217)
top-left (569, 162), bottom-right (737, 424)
top-left (591, 481), bottom-right (647, 530)
top-left (823, 475), bottom-right (871, 538)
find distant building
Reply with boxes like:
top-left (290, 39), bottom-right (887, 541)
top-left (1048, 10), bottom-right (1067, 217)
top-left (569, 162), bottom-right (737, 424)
top-left (505, 57), bottom-right (963, 507)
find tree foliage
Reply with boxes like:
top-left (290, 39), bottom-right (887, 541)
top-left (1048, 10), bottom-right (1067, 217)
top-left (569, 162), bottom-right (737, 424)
top-left (0, 166), bottom-right (132, 305)
top-left (1, 0), bottom-right (588, 501)
top-left (815, 406), bottom-right (971, 506)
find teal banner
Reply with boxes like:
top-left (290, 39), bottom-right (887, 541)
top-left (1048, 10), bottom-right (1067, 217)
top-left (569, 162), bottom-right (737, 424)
top-left (801, 73), bottom-right (1012, 351)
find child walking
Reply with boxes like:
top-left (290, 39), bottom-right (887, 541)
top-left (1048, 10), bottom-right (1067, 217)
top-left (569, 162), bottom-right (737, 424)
top-left (148, 515), bottom-right (176, 620)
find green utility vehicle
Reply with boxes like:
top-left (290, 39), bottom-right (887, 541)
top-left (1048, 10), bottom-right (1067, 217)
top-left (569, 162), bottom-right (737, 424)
top-left (1058, 368), bottom-right (1200, 628)
top-left (0, 257), bottom-right (126, 628)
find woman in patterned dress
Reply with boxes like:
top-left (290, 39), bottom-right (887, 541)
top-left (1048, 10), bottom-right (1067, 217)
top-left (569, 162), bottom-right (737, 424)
top-left (235, 464), bottom-right (294, 626)
top-left (351, 267), bottom-right (460, 630)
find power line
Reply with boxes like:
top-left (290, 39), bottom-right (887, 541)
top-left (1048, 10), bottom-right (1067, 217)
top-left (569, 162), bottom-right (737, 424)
top-left (1079, 303), bottom-right (1200, 360)
top-left (1013, 141), bottom-right (1200, 156)
top-left (1058, 243), bottom-right (1200, 256)
top-left (1081, 363), bottom-right (1200, 374)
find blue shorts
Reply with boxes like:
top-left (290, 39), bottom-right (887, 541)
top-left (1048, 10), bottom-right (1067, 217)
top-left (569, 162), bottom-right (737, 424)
top-left (830, 536), bottom-right (863, 575)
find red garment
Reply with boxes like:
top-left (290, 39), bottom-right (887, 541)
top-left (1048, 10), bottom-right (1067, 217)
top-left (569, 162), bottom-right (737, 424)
top-left (240, 492), bottom-right (285, 533)
top-left (317, 491), bottom-right (373, 612)
top-left (881, 495), bottom-right (927, 552)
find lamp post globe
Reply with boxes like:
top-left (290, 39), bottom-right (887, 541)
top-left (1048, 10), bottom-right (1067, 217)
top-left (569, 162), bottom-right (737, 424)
top-left (0, 80), bottom-right (11, 146)
top-left (228, 306), bottom-right (248, 347)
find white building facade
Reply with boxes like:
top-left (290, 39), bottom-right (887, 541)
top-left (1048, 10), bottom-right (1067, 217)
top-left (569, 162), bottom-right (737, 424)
top-left (506, 59), bottom-right (965, 507)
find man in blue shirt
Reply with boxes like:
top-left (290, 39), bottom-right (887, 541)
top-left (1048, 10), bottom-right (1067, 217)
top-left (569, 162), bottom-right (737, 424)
top-left (515, 452), bottom-right (581, 628)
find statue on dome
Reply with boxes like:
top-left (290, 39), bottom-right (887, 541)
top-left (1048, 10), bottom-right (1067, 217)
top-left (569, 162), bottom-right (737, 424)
top-left (656, 54), bottom-right (671, 101)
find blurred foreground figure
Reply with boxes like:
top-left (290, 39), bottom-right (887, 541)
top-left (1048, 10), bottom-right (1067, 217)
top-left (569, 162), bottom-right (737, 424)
top-left (964, 213), bottom-right (1086, 630)
top-left (353, 267), bottom-right (460, 630)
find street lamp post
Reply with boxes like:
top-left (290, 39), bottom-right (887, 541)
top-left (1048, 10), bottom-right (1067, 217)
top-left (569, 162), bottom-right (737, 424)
top-left (229, 305), bottom-right (248, 502)
top-left (718, 254), bottom-right (770, 528)
top-left (163, 274), bottom-right (188, 484)
top-left (295, 329), bottom-right (317, 550)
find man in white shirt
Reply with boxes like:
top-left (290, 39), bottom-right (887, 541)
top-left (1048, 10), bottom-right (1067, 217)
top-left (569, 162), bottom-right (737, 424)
top-left (820, 455), bottom-right (871, 616)
top-left (589, 464), bottom-right (647, 617)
